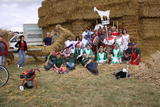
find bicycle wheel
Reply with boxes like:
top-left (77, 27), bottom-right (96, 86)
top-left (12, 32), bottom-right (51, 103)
top-left (0, 66), bottom-right (9, 87)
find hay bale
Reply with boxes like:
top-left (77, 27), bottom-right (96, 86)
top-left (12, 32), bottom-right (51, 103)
top-left (140, 18), bottom-right (160, 39)
top-left (38, 0), bottom-right (160, 40)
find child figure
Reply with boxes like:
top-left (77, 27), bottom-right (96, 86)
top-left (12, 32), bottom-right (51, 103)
top-left (44, 51), bottom-right (57, 71)
top-left (111, 43), bottom-right (123, 64)
top-left (53, 52), bottom-right (67, 74)
top-left (83, 44), bottom-right (94, 58)
top-left (66, 53), bottom-right (76, 70)
top-left (97, 46), bottom-right (108, 64)
top-left (74, 43), bottom-right (83, 64)
top-left (63, 47), bottom-right (72, 58)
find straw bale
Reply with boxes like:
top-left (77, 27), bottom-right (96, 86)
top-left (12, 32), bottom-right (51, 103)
top-left (140, 18), bottom-right (160, 39)
top-left (37, 0), bottom-right (160, 58)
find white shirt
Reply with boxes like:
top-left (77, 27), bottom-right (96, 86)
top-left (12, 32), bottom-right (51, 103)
top-left (65, 40), bottom-right (74, 47)
top-left (122, 34), bottom-right (130, 44)
top-left (115, 36), bottom-right (123, 46)
top-left (81, 38), bottom-right (88, 48)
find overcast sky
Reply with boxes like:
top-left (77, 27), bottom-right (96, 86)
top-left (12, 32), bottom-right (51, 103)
top-left (0, 0), bottom-right (42, 31)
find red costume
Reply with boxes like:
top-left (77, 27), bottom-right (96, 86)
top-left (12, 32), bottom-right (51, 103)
top-left (112, 32), bottom-right (118, 36)
top-left (129, 49), bottom-right (141, 65)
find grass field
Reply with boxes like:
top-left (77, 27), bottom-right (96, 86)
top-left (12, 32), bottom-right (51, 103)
top-left (0, 60), bottom-right (160, 107)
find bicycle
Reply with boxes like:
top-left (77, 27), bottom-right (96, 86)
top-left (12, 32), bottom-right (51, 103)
top-left (0, 66), bottom-right (9, 87)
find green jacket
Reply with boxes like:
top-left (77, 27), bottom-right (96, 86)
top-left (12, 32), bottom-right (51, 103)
top-left (55, 58), bottom-right (64, 68)
top-left (83, 48), bottom-right (94, 58)
top-left (49, 55), bottom-right (57, 64)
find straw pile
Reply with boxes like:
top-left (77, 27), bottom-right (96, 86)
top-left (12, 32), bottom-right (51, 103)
top-left (131, 51), bottom-right (160, 88)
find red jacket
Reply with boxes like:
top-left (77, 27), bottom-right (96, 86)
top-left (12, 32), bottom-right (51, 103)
top-left (0, 41), bottom-right (8, 56)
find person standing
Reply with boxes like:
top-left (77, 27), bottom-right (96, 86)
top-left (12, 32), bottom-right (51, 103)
top-left (115, 30), bottom-right (124, 51)
top-left (0, 35), bottom-right (8, 66)
top-left (122, 29), bottom-right (130, 51)
top-left (15, 36), bottom-right (27, 68)
top-left (43, 32), bottom-right (52, 46)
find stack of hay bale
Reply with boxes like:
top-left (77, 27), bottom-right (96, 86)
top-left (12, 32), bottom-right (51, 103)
top-left (37, 0), bottom-right (160, 58)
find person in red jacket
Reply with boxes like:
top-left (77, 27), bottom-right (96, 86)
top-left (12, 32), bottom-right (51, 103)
top-left (0, 35), bottom-right (8, 65)
top-left (15, 36), bottom-right (28, 68)
top-left (129, 43), bottom-right (141, 65)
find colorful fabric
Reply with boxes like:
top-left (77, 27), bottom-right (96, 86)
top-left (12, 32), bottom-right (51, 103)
top-left (103, 36), bottom-right (115, 46)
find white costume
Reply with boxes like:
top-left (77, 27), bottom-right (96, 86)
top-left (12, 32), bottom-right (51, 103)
top-left (103, 36), bottom-right (115, 46)
top-left (122, 34), bottom-right (130, 51)
top-left (111, 48), bottom-right (123, 64)
top-left (81, 38), bottom-right (88, 48)
top-left (115, 37), bottom-right (123, 51)
top-left (65, 40), bottom-right (74, 48)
